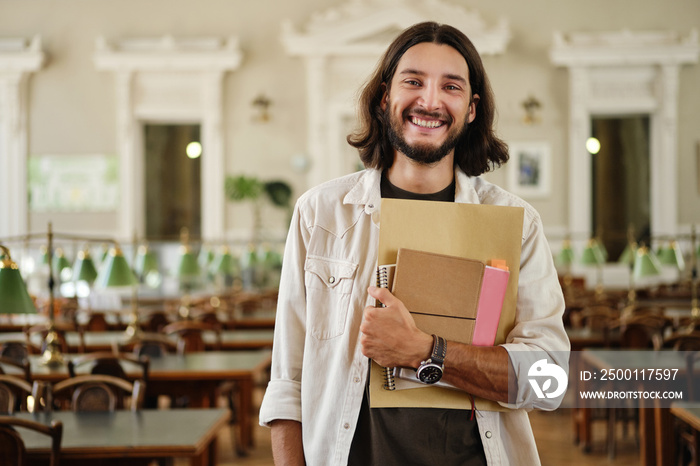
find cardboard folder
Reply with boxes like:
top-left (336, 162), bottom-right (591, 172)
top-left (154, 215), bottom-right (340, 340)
top-left (369, 198), bottom-right (524, 411)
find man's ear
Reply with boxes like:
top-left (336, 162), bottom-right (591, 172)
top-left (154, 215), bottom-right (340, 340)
top-left (468, 94), bottom-right (480, 123)
top-left (380, 83), bottom-right (388, 110)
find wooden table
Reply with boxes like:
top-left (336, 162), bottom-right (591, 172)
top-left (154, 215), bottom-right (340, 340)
top-left (580, 349), bottom-right (688, 465)
top-left (20, 350), bottom-right (271, 454)
top-left (670, 400), bottom-right (700, 464)
top-left (0, 328), bottom-right (274, 352)
top-left (16, 408), bottom-right (229, 465)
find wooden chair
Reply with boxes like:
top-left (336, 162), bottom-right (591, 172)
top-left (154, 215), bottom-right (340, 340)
top-left (140, 310), bottom-right (171, 333)
top-left (114, 333), bottom-right (177, 359)
top-left (81, 312), bottom-right (110, 331)
top-left (678, 351), bottom-right (700, 465)
top-left (162, 320), bottom-right (222, 353)
top-left (0, 375), bottom-right (44, 414)
top-left (67, 351), bottom-right (149, 383)
top-left (0, 356), bottom-right (31, 382)
top-left (113, 335), bottom-right (175, 409)
top-left (193, 309), bottom-right (224, 327)
top-left (47, 374), bottom-right (145, 412)
top-left (617, 314), bottom-right (672, 350)
top-left (0, 341), bottom-right (31, 364)
top-left (596, 314), bottom-right (672, 458)
top-left (0, 415), bottom-right (62, 466)
top-left (663, 331), bottom-right (700, 351)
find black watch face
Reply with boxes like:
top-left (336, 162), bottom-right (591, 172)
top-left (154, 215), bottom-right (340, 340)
top-left (418, 364), bottom-right (443, 384)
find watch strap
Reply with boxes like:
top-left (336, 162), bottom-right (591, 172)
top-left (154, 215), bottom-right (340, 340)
top-left (430, 334), bottom-right (446, 366)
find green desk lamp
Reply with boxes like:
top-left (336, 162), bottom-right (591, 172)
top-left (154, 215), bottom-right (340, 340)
top-left (0, 244), bottom-right (37, 315)
top-left (581, 238), bottom-right (606, 298)
top-left (134, 244), bottom-right (161, 288)
top-left (174, 229), bottom-right (201, 319)
top-left (96, 245), bottom-right (139, 337)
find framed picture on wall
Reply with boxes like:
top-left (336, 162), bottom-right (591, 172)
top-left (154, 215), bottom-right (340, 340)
top-left (507, 141), bottom-right (551, 199)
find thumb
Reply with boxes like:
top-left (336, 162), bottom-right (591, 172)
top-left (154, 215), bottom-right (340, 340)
top-left (368, 285), bottom-right (397, 307)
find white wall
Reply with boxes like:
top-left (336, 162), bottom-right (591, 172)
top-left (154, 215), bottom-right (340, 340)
top-left (1, 0), bottom-right (698, 238)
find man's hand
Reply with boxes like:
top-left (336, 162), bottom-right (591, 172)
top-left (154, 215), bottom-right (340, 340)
top-left (359, 286), bottom-right (433, 368)
top-left (361, 286), bottom-right (511, 403)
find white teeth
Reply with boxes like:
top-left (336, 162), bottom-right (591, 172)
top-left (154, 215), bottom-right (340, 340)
top-left (411, 117), bottom-right (443, 128)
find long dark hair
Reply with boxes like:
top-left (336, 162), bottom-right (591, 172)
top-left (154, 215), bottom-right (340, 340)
top-left (347, 22), bottom-right (509, 176)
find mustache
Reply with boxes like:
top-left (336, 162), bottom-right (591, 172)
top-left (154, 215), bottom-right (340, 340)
top-left (403, 107), bottom-right (453, 124)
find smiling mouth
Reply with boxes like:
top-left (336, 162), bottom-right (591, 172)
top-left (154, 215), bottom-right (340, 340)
top-left (409, 116), bottom-right (445, 129)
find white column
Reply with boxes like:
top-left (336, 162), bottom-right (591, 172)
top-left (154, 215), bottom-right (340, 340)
top-left (116, 70), bottom-right (137, 242)
top-left (651, 64), bottom-right (680, 237)
top-left (305, 56), bottom-right (327, 187)
top-left (0, 73), bottom-right (27, 237)
top-left (568, 67), bottom-right (591, 242)
top-left (201, 71), bottom-right (225, 240)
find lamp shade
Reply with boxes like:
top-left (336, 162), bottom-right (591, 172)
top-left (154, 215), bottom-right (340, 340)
top-left (72, 249), bottom-right (98, 284)
top-left (198, 245), bottom-right (214, 270)
top-left (581, 239), bottom-right (606, 265)
top-left (657, 241), bottom-right (685, 270)
top-left (52, 248), bottom-right (73, 282)
top-left (211, 247), bottom-right (236, 276)
top-left (134, 245), bottom-right (159, 279)
top-left (0, 249), bottom-right (37, 314)
top-left (557, 240), bottom-right (575, 266)
top-left (95, 247), bottom-right (137, 288)
top-left (174, 245), bottom-right (201, 284)
top-left (593, 239), bottom-right (608, 262)
top-left (618, 241), bottom-right (638, 265)
top-left (40, 245), bottom-right (49, 265)
top-left (633, 246), bottom-right (662, 279)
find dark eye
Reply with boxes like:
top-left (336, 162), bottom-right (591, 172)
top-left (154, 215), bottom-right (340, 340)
top-left (405, 79), bottom-right (421, 86)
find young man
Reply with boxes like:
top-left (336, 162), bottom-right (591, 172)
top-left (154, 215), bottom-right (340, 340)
top-left (260, 22), bottom-right (569, 465)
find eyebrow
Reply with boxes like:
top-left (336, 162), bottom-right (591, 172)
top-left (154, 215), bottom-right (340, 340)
top-left (399, 69), bottom-right (468, 85)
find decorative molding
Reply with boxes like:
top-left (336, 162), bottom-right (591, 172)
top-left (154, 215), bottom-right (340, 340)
top-left (94, 35), bottom-right (243, 241)
top-left (282, 0), bottom-right (510, 186)
top-left (94, 35), bottom-right (242, 71)
top-left (550, 29), bottom-right (699, 239)
top-left (283, 0), bottom-right (510, 57)
top-left (0, 36), bottom-right (46, 237)
top-left (551, 29), bottom-right (699, 66)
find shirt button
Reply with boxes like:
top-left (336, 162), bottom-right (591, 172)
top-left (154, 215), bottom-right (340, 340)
top-left (329, 276), bottom-right (336, 284)
top-left (485, 431), bottom-right (492, 439)
top-left (367, 204), bottom-right (374, 209)
top-left (344, 423), bottom-right (350, 429)
top-left (353, 377), bottom-right (360, 383)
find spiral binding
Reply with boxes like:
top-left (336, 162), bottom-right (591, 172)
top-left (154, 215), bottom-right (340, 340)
top-left (376, 266), bottom-right (396, 391)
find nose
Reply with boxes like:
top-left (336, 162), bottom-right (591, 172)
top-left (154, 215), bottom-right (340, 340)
top-left (417, 82), bottom-right (441, 111)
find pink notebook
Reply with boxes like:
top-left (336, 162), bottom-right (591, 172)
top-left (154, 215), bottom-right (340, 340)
top-left (471, 266), bottom-right (509, 346)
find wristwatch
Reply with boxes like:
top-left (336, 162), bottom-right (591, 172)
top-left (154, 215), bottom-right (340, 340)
top-left (416, 334), bottom-right (446, 384)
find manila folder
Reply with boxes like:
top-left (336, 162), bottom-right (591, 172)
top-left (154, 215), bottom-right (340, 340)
top-left (369, 198), bottom-right (524, 411)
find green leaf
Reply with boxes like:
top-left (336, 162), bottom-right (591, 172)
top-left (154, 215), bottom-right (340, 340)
top-left (264, 181), bottom-right (292, 208)
top-left (225, 175), bottom-right (264, 202)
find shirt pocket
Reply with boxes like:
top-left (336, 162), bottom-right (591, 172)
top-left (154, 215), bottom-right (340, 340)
top-left (304, 255), bottom-right (358, 340)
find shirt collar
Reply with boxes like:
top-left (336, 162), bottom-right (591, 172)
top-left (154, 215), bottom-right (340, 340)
top-left (344, 166), bottom-right (481, 210)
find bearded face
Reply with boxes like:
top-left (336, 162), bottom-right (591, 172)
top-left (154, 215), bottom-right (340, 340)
top-left (384, 103), bottom-right (468, 165)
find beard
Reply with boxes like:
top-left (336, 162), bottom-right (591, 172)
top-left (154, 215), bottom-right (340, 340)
top-left (385, 105), bottom-right (467, 166)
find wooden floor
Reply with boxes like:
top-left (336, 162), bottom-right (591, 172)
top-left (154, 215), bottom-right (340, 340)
top-left (174, 388), bottom-right (642, 466)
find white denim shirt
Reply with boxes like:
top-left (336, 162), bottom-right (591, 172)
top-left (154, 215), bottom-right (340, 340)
top-left (259, 168), bottom-right (570, 466)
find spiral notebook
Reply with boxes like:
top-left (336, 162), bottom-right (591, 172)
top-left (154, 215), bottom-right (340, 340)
top-left (378, 248), bottom-right (509, 390)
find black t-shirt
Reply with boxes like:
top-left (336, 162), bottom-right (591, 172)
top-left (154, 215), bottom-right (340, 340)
top-left (347, 172), bottom-right (486, 466)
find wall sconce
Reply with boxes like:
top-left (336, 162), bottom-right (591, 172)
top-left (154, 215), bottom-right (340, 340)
top-left (521, 95), bottom-right (542, 125)
top-left (252, 93), bottom-right (272, 123)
